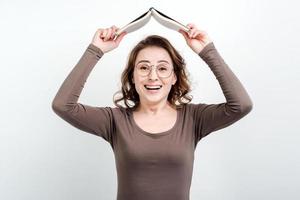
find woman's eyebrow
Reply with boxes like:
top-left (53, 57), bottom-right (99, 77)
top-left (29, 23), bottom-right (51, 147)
top-left (136, 60), bottom-right (170, 64)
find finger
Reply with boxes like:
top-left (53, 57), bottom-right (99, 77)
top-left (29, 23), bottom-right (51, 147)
top-left (100, 29), bottom-right (107, 39)
top-left (114, 31), bottom-right (127, 45)
top-left (181, 30), bottom-right (190, 40)
top-left (104, 28), bottom-right (112, 41)
top-left (95, 28), bottom-right (103, 39)
top-left (186, 23), bottom-right (193, 28)
top-left (110, 25), bottom-right (117, 39)
top-left (188, 29), bottom-right (197, 38)
top-left (192, 30), bottom-right (202, 38)
top-left (97, 28), bottom-right (104, 36)
top-left (179, 29), bottom-right (189, 41)
top-left (115, 27), bottom-right (122, 36)
top-left (108, 27), bottom-right (114, 40)
top-left (113, 26), bottom-right (120, 37)
top-left (187, 23), bottom-right (196, 29)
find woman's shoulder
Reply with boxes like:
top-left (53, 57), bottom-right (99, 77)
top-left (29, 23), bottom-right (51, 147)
top-left (181, 102), bottom-right (210, 113)
top-left (95, 106), bottom-right (129, 118)
top-left (108, 106), bottom-right (132, 118)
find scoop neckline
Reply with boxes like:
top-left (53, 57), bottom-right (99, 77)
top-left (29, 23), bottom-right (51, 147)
top-left (129, 108), bottom-right (180, 138)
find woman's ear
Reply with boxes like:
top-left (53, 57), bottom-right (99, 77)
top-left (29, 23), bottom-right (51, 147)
top-left (172, 73), bottom-right (177, 85)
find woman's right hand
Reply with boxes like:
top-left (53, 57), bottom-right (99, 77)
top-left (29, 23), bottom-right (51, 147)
top-left (91, 25), bottom-right (127, 53)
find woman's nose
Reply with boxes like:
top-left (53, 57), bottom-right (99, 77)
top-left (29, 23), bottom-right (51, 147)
top-left (148, 68), bottom-right (159, 80)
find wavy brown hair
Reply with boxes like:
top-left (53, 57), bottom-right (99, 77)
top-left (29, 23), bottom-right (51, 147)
top-left (113, 35), bottom-right (193, 111)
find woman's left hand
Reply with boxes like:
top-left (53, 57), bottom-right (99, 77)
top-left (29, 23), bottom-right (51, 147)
top-left (179, 23), bottom-right (213, 54)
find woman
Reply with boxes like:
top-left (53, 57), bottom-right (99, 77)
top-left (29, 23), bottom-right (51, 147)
top-left (52, 24), bottom-right (253, 200)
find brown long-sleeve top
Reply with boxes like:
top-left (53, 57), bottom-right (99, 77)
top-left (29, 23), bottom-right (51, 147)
top-left (52, 42), bottom-right (253, 200)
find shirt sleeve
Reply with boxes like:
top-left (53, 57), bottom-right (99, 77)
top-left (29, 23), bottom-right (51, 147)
top-left (192, 42), bottom-right (253, 144)
top-left (51, 43), bottom-right (115, 148)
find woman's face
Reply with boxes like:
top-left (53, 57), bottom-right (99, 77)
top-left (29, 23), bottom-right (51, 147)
top-left (132, 46), bottom-right (177, 106)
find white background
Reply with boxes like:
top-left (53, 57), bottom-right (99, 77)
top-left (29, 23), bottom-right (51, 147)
top-left (1, 0), bottom-right (299, 199)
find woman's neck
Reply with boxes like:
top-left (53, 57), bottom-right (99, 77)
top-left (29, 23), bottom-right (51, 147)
top-left (135, 101), bottom-right (175, 116)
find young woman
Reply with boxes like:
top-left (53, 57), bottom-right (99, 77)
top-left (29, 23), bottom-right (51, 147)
top-left (52, 24), bottom-right (253, 200)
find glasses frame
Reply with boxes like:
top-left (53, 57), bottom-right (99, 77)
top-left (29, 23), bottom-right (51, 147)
top-left (135, 63), bottom-right (174, 78)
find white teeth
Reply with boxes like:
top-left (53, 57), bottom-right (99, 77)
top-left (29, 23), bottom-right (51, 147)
top-left (145, 85), bottom-right (162, 89)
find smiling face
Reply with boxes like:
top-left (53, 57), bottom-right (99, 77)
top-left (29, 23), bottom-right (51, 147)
top-left (132, 46), bottom-right (177, 107)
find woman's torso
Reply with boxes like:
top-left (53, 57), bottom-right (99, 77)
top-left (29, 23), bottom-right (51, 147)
top-left (132, 108), bottom-right (178, 134)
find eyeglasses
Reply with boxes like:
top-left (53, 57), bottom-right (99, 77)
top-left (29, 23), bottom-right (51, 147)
top-left (135, 63), bottom-right (173, 78)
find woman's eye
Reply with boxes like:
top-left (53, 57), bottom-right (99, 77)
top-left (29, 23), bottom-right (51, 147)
top-left (158, 66), bottom-right (168, 71)
top-left (140, 66), bottom-right (148, 70)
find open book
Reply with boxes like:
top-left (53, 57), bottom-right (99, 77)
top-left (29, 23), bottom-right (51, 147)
top-left (115, 7), bottom-right (190, 38)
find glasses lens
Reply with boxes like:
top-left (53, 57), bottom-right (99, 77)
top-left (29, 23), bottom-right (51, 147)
top-left (157, 64), bottom-right (172, 77)
top-left (136, 63), bottom-right (172, 78)
top-left (137, 64), bottom-right (150, 76)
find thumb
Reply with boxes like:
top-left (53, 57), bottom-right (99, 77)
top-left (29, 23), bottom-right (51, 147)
top-left (114, 32), bottom-right (127, 45)
top-left (179, 29), bottom-right (189, 41)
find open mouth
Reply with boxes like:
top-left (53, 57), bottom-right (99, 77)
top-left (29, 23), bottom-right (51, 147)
top-left (144, 85), bottom-right (162, 90)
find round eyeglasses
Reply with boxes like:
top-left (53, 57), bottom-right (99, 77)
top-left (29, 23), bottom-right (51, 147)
top-left (135, 63), bottom-right (173, 78)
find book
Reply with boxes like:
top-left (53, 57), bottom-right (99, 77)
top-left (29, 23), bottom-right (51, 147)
top-left (115, 7), bottom-right (191, 38)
